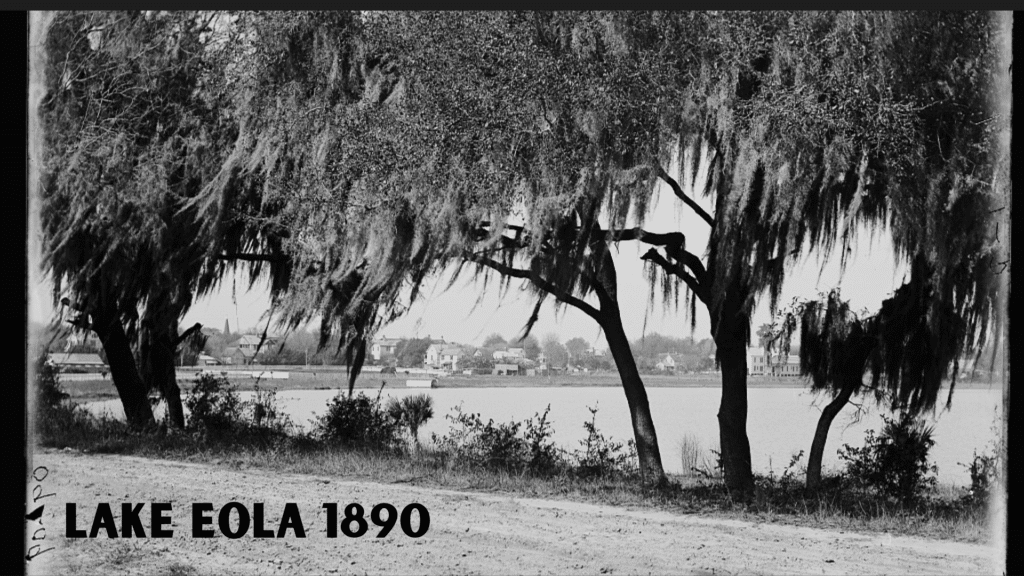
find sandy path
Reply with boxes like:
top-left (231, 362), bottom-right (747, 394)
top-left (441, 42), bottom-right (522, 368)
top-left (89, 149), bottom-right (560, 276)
top-left (26, 450), bottom-right (998, 575)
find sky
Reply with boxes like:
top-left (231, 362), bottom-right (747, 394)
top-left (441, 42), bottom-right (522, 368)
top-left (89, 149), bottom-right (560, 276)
top-left (27, 141), bottom-right (908, 352)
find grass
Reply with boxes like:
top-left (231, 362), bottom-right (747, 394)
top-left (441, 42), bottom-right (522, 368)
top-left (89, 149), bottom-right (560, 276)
top-left (35, 397), bottom-right (995, 545)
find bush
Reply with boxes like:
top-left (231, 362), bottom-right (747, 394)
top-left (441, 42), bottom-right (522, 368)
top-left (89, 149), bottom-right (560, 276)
top-left (572, 406), bottom-right (638, 479)
top-left (960, 450), bottom-right (998, 504)
top-left (36, 354), bottom-right (69, 411)
top-left (432, 404), bottom-right (562, 474)
top-left (385, 394), bottom-right (434, 444)
top-left (184, 374), bottom-right (243, 432)
top-left (244, 384), bottom-right (294, 434)
top-left (756, 450), bottom-right (805, 493)
top-left (839, 411), bottom-right (937, 504)
top-left (314, 391), bottom-right (402, 450)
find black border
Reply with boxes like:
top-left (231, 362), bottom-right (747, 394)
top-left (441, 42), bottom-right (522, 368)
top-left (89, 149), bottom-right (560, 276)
top-left (6, 10), bottom-right (29, 576)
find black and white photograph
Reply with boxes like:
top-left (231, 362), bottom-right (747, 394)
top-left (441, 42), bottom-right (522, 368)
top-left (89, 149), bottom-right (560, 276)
top-left (26, 10), bottom-right (1010, 575)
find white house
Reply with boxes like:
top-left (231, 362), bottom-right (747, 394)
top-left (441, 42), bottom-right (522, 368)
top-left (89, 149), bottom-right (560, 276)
top-left (424, 341), bottom-right (448, 367)
top-left (371, 337), bottom-right (402, 361)
top-left (655, 354), bottom-right (676, 372)
top-left (746, 347), bottom-right (801, 377)
top-left (439, 347), bottom-right (464, 371)
top-left (492, 347), bottom-right (523, 361)
top-left (233, 334), bottom-right (278, 353)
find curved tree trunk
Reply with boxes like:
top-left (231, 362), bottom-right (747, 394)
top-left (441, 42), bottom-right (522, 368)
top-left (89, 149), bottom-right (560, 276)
top-left (806, 336), bottom-right (874, 490)
top-left (92, 309), bottom-right (155, 429)
top-left (806, 384), bottom-right (854, 490)
top-left (599, 306), bottom-right (667, 484)
top-left (591, 253), bottom-right (666, 485)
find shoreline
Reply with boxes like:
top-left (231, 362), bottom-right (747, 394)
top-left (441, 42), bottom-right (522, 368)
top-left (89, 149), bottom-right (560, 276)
top-left (57, 372), bottom-right (1003, 405)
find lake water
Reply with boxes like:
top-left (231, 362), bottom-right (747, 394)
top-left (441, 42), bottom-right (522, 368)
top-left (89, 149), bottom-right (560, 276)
top-left (82, 385), bottom-right (1003, 487)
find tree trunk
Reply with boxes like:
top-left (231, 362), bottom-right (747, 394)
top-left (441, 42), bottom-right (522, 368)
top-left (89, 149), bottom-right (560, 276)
top-left (711, 286), bottom-right (755, 501)
top-left (600, 309), bottom-right (667, 484)
top-left (806, 335), bottom-right (873, 490)
top-left (92, 310), bottom-right (155, 428)
top-left (716, 341), bottom-right (754, 500)
top-left (590, 252), bottom-right (666, 485)
top-left (139, 312), bottom-right (186, 428)
top-left (806, 383), bottom-right (854, 490)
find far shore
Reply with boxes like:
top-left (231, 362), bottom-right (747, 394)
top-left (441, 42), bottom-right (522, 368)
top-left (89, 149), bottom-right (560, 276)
top-left (52, 367), bottom-right (1003, 404)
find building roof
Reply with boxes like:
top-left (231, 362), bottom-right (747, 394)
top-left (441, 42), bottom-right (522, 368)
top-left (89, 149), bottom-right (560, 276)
top-left (223, 346), bottom-right (256, 358)
top-left (440, 347), bottom-right (463, 356)
top-left (374, 338), bottom-right (403, 346)
top-left (234, 334), bottom-right (278, 346)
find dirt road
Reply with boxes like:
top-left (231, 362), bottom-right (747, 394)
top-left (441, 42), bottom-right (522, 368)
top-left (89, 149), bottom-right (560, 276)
top-left (26, 450), bottom-right (999, 575)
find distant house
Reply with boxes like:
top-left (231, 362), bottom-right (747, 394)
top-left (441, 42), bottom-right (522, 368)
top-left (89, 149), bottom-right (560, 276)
top-left (233, 334), bottom-right (278, 353)
top-left (222, 346), bottom-right (256, 366)
top-left (423, 338), bottom-right (448, 364)
top-left (769, 354), bottom-right (801, 378)
top-left (48, 352), bottom-right (106, 371)
top-left (493, 363), bottom-right (523, 376)
top-left (439, 347), bottom-right (464, 371)
top-left (656, 354), bottom-right (676, 373)
top-left (492, 347), bottom-right (523, 361)
top-left (746, 347), bottom-right (800, 377)
top-left (371, 337), bottom-right (402, 361)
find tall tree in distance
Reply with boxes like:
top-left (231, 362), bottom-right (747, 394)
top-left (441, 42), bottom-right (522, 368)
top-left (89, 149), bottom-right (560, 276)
top-left (542, 334), bottom-right (568, 369)
top-left (564, 337), bottom-right (590, 366)
top-left (482, 333), bottom-right (507, 348)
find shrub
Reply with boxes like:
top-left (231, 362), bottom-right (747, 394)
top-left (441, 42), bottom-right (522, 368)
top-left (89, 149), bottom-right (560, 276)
top-left (839, 411), bottom-right (937, 504)
top-left (314, 391), bottom-right (402, 450)
top-left (678, 433), bottom-right (703, 477)
top-left (385, 394), bottom-right (435, 444)
top-left (572, 406), bottom-right (638, 479)
top-left (184, 373), bottom-right (243, 432)
top-left (960, 450), bottom-right (998, 504)
top-left (36, 354), bottom-right (68, 411)
top-left (757, 450), bottom-right (805, 493)
top-left (958, 408), bottom-right (1004, 505)
top-left (432, 404), bottom-right (562, 474)
top-left (244, 384), bottom-right (294, 434)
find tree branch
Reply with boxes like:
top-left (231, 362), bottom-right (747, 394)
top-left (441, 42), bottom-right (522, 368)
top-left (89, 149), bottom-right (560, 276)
top-left (655, 164), bottom-right (715, 226)
top-left (605, 227), bottom-right (707, 283)
top-left (464, 252), bottom-right (602, 321)
top-left (641, 248), bottom-right (708, 304)
top-left (174, 322), bottom-right (204, 346)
